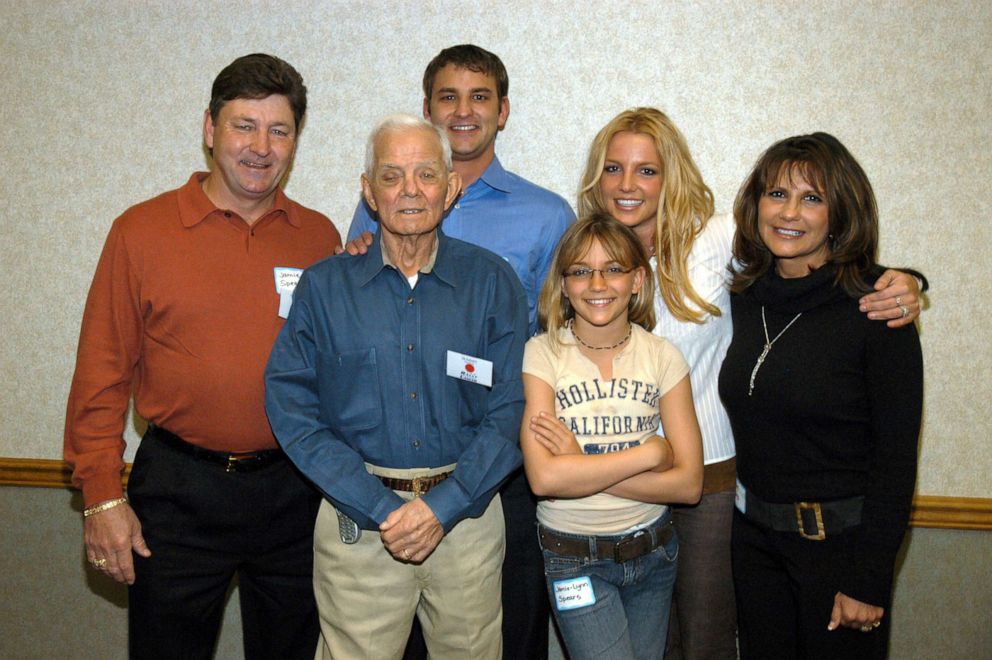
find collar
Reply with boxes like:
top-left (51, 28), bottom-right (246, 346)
top-left (358, 229), bottom-right (455, 288)
top-left (470, 156), bottom-right (513, 196)
top-left (176, 172), bottom-right (298, 228)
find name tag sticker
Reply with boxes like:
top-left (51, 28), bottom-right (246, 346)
top-left (735, 478), bottom-right (747, 514)
top-left (446, 351), bottom-right (493, 387)
top-left (274, 267), bottom-right (303, 319)
top-left (552, 576), bottom-right (596, 611)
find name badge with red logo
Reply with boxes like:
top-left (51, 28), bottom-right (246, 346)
top-left (446, 350), bottom-right (493, 387)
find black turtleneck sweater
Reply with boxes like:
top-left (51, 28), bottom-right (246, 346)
top-left (718, 265), bottom-right (923, 606)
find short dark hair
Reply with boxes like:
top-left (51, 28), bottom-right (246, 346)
top-left (209, 53), bottom-right (307, 130)
top-left (422, 44), bottom-right (509, 101)
top-left (732, 132), bottom-right (879, 296)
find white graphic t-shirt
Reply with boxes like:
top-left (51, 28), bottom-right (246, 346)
top-left (523, 324), bottom-right (689, 535)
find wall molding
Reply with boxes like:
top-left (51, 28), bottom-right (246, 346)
top-left (1, 457), bottom-right (989, 531)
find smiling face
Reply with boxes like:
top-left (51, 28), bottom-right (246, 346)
top-left (361, 126), bottom-right (460, 240)
top-left (758, 165), bottom-right (831, 278)
top-left (423, 64), bottom-right (508, 166)
top-left (202, 95), bottom-right (297, 214)
top-left (562, 238), bottom-right (645, 335)
top-left (597, 131), bottom-right (663, 239)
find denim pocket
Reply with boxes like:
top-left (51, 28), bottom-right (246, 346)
top-left (317, 347), bottom-right (382, 431)
top-left (653, 526), bottom-right (680, 563)
top-left (543, 549), bottom-right (586, 577)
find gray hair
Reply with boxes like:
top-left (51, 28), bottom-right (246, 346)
top-left (363, 114), bottom-right (453, 176)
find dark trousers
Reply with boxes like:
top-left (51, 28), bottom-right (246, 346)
top-left (403, 467), bottom-right (548, 660)
top-left (127, 432), bottom-right (321, 660)
top-left (666, 490), bottom-right (738, 660)
top-left (732, 511), bottom-right (890, 660)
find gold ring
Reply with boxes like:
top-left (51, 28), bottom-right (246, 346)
top-left (403, 549), bottom-right (411, 560)
top-left (92, 558), bottom-right (107, 569)
top-left (873, 620), bottom-right (881, 628)
top-left (860, 624), bottom-right (873, 633)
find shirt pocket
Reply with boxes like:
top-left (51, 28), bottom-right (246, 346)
top-left (440, 375), bottom-right (489, 433)
top-left (317, 348), bottom-right (382, 432)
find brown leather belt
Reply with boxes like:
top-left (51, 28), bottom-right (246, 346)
top-left (702, 457), bottom-right (737, 495)
top-left (379, 472), bottom-right (451, 497)
top-left (538, 517), bottom-right (675, 563)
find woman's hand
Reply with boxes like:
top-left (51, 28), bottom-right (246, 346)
top-left (643, 435), bottom-right (675, 472)
top-left (827, 591), bottom-right (884, 631)
top-left (529, 412), bottom-right (582, 456)
top-left (859, 269), bottom-right (922, 328)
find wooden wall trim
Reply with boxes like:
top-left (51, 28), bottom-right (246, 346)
top-left (1, 457), bottom-right (989, 530)
top-left (0, 458), bottom-right (129, 489)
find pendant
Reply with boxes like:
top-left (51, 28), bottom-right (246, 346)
top-left (748, 343), bottom-right (771, 396)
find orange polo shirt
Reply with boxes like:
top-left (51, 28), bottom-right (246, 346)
top-left (64, 172), bottom-right (341, 506)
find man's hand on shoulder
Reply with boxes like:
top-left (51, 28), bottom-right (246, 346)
top-left (334, 231), bottom-right (374, 256)
top-left (84, 502), bottom-right (151, 585)
top-left (379, 497), bottom-right (444, 563)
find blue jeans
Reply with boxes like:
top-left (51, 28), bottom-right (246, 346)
top-left (541, 511), bottom-right (679, 660)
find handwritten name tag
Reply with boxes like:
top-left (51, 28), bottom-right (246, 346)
top-left (552, 576), bottom-right (596, 611)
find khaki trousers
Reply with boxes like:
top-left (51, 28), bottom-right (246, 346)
top-left (313, 493), bottom-right (504, 660)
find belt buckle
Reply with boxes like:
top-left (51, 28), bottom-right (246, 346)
top-left (613, 529), bottom-right (648, 562)
top-left (225, 454), bottom-right (255, 473)
top-left (411, 476), bottom-right (425, 497)
top-left (795, 501), bottom-right (826, 541)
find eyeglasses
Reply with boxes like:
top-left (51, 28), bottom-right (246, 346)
top-left (562, 266), bottom-right (634, 281)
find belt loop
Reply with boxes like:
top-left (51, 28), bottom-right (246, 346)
top-left (587, 535), bottom-right (598, 560)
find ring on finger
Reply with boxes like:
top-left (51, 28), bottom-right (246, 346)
top-left (895, 296), bottom-right (902, 306)
top-left (872, 620), bottom-right (881, 628)
top-left (91, 558), bottom-right (107, 569)
top-left (899, 305), bottom-right (909, 319)
top-left (860, 624), bottom-right (873, 633)
top-left (403, 548), bottom-right (411, 560)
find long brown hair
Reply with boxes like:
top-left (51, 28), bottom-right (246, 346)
top-left (732, 132), bottom-right (879, 296)
top-left (578, 108), bottom-right (717, 323)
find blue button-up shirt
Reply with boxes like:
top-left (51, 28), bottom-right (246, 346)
top-left (348, 156), bottom-right (575, 335)
top-left (265, 230), bottom-right (528, 532)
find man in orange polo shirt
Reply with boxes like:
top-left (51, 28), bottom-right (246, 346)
top-left (64, 53), bottom-right (341, 659)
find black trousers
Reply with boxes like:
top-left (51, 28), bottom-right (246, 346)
top-left (126, 432), bottom-right (320, 660)
top-left (732, 511), bottom-right (891, 660)
top-left (403, 467), bottom-right (549, 660)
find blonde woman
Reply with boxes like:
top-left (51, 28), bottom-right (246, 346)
top-left (577, 108), bottom-right (922, 659)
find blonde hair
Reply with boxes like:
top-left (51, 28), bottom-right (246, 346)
top-left (578, 107), bottom-right (718, 323)
top-left (538, 213), bottom-right (655, 353)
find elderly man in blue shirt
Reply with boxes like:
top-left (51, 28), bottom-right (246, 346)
top-left (265, 114), bottom-right (528, 659)
top-left (346, 45), bottom-right (574, 660)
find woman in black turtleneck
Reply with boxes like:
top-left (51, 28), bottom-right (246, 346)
top-left (718, 133), bottom-right (924, 660)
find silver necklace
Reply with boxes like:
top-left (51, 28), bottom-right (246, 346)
top-left (748, 307), bottom-right (802, 396)
top-left (571, 321), bottom-right (632, 350)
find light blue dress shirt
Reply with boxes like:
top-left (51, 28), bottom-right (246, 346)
top-left (265, 230), bottom-right (528, 532)
top-left (348, 156), bottom-right (575, 334)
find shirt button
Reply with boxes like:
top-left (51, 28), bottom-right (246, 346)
top-left (407, 297), bottom-right (414, 305)
top-left (410, 392), bottom-right (417, 400)
top-left (224, 212), bottom-right (232, 218)
top-left (412, 439), bottom-right (421, 448)
top-left (407, 343), bottom-right (414, 352)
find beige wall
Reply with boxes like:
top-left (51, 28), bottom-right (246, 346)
top-left (1, 1), bottom-right (989, 497)
top-left (0, 2), bottom-right (990, 657)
